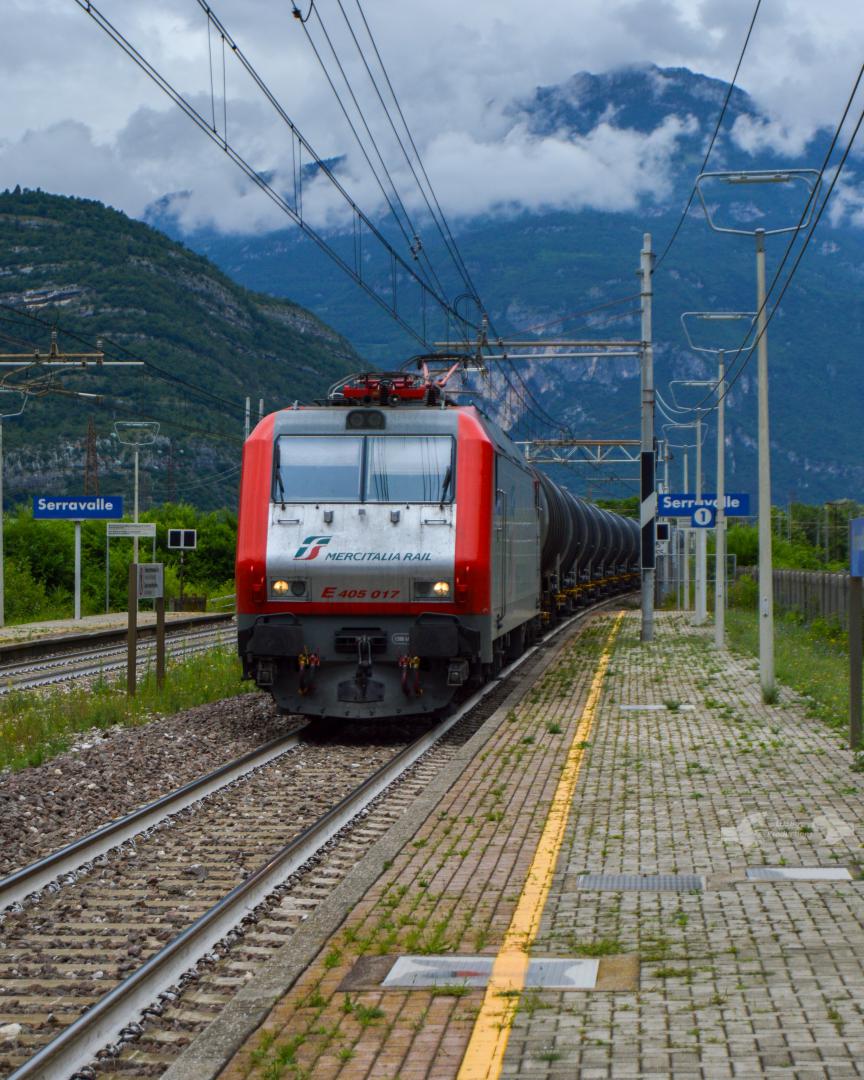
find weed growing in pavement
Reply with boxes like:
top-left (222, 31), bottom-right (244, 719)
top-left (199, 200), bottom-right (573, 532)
top-left (546, 722), bottom-right (563, 734)
top-left (298, 990), bottom-right (326, 1010)
top-left (570, 937), bottom-right (621, 957)
top-left (431, 985), bottom-right (470, 998)
top-left (250, 1029), bottom-right (277, 1065)
top-left (353, 1003), bottom-right (386, 1027)
top-left (0, 645), bottom-right (253, 771)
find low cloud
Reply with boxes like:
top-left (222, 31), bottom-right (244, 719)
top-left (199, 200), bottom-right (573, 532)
top-left (0, 104), bottom-right (699, 235)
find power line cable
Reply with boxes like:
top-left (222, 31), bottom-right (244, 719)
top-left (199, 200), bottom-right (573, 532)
top-left (331, 0), bottom-right (481, 304)
top-left (350, 0), bottom-right (484, 304)
top-left (297, 4), bottom-right (450, 303)
top-left (654, 0), bottom-right (763, 272)
top-left (672, 60), bottom-right (864, 417)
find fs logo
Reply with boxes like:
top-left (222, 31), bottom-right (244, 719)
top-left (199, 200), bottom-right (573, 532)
top-left (293, 535), bottom-right (331, 561)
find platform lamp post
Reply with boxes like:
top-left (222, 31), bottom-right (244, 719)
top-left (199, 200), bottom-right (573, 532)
top-left (0, 390), bottom-right (29, 629)
top-left (681, 313), bottom-right (757, 648)
top-left (113, 422), bottom-right (160, 565)
top-left (695, 169), bottom-right (820, 700)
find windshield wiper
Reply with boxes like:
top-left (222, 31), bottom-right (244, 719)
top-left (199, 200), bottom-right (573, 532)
top-left (438, 464), bottom-right (452, 506)
top-left (274, 440), bottom-right (287, 507)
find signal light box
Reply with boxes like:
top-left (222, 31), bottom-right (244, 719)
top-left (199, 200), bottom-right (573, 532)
top-left (168, 528), bottom-right (197, 550)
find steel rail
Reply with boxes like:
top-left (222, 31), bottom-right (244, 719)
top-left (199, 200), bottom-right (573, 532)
top-left (6, 595), bottom-right (628, 1080)
top-left (0, 625), bottom-right (231, 678)
top-left (0, 731), bottom-right (306, 912)
top-left (0, 613), bottom-right (233, 664)
top-left (0, 627), bottom-right (235, 694)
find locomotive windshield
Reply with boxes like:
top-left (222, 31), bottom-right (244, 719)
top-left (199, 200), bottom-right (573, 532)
top-left (275, 436), bottom-right (363, 501)
top-left (274, 434), bottom-right (454, 503)
top-left (365, 436), bottom-right (452, 503)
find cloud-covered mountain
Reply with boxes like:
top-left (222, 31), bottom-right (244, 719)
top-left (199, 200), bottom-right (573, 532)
top-left (143, 65), bottom-right (862, 504)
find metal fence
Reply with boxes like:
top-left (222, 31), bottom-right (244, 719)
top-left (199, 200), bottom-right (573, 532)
top-left (739, 568), bottom-right (851, 628)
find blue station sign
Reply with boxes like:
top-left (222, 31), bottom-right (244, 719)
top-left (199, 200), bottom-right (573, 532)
top-left (659, 493), bottom-right (750, 517)
top-left (33, 495), bottom-right (124, 520)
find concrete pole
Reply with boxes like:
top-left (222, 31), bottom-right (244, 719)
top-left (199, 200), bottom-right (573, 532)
top-left (695, 413), bottom-right (707, 624)
top-left (244, 396), bottom-right (251, 441)
top-left (715, 353), bottom-right (726, 648)
top-left (0, 420), bottom-right (4, 630)
top-left (756, 228), bottom-right (775, 698)
top-left (640, 233), bottom-right (655, 642)
top-left (133, 447), bottom-right (140, 565)
top-left (851, 575), bottom-right (862, 750)
top-left (683, 452), bottom-right (690, 611)
top-left (74, 521), bottom-right (81, 621)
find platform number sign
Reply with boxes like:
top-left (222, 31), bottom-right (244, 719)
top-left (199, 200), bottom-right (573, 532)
top-left (168, 529), bottom-right (197, 550)
top-left (691, 505), bottom-right (716, 528)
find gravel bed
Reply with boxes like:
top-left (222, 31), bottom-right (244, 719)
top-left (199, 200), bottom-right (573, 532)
top-left (0, 691), bottom-right (300, 877)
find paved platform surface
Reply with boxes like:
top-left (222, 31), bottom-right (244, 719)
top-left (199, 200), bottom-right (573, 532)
top-left (0, 609), bottom-right (224, 645)
top-left (208, 610), bottom-right (864, 1079)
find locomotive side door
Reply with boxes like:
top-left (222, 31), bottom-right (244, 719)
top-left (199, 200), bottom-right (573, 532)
top-left (494, 462), bottom-right (508, 627)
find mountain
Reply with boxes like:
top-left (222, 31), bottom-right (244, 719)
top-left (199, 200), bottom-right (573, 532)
top-left (0, 190), bottom-right (359, 509)
top-left (149, 64), bottom-right (862, 505)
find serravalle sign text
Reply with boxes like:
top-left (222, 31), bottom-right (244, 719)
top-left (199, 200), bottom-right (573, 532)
top-left (33, 496), bottom-right (124, 520)
top-left (658, 493), bottom-right (750, 517)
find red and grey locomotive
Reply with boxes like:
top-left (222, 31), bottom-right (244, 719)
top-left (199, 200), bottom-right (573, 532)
top-left (235, 372), bottom-right (638, 720)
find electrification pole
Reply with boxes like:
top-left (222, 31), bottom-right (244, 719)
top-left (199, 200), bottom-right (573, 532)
top-left (640, 233), bottom-right (656, 642)
top-left (680, 313), bottom-right (756, 648)
top-left (715, 352), bottom-right (726, 648)
top-left (694, 410), bottom-right (707, 625)
top-left (683, 453), bottom-right (689, 611)
top-left (754, 227), bottom-right (774, 695)
top-left (696, 168), bottom-right (820, 700)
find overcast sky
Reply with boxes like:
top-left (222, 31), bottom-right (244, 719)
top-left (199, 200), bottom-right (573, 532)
top-left (3, 0), bottom-right (863, 233)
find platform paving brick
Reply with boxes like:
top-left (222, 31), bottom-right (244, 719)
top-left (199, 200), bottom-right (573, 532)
top-left (502, 611), bottom-right (864, 1080)
top-left (217, 614), bottom-right (617, 1080)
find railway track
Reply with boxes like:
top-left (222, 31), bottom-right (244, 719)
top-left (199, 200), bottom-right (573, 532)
top-left (0, 598), bottom-right (622, 1080)
top-left (0, 624), bottom-right (236, 695)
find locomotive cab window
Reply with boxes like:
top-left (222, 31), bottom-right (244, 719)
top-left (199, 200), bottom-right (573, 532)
top-left (273, 434), bottom-right (454, 503)
top-left (274, 436), bottom-right (363, 501)
top-left (365, 436), bottom-right (453, 503)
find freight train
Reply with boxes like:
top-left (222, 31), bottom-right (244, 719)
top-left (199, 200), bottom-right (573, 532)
top-left (235, 371), bottom-right (639, 720)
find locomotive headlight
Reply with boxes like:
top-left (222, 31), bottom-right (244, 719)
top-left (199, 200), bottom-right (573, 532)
top-left (271, 579), bottom-right (290, 595)
top-left (290, 580), bottom-right (307, 597)
top-left (432, 580), bottom-right (451, 596)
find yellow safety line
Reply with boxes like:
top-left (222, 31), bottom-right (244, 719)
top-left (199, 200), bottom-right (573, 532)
top-left (456, 612), bottom-right (624, 1080)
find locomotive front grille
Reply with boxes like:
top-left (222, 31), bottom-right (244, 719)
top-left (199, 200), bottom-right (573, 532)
top-left (334, 628), bottom-right (388, 654)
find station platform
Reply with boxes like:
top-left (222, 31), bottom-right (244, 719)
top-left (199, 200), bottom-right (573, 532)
top-left (0, 609), bottom-right (227, 647)
top-left (180, 609), bottom-right (864, 1080)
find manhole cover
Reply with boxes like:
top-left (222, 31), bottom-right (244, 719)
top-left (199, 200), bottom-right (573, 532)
top-left (577, 873), bottom-right (704, 891)
top-left (381, 955), bottom-right (600, 990)
top-left (746, 867), bottom-right (853, 882)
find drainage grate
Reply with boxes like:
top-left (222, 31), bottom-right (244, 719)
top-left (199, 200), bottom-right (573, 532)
top-left (381, 955), bottom-right (600, 990)
top-left (577, 873), bottom-right (704, 892)
top-left (746, 867), bottom-right (853, 882)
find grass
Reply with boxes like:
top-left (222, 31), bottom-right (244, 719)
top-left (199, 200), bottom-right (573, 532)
top-left (0, 646), bottom-right (254, 772)
top-left (725, 609), bottom-right (848, 729)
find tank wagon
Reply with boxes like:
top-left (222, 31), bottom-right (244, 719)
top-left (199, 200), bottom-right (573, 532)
top-left (236, 374), bottom-right (639, 720)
